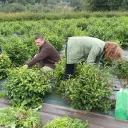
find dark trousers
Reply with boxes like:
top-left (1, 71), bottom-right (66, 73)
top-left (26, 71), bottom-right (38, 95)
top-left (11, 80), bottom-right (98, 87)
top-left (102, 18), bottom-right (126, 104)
top-left (0, 47), bottom-right (2, 54)
top-left (63, 64), bottom-right (75, 80)
top-left (63, 42), bottom-right (75, 79)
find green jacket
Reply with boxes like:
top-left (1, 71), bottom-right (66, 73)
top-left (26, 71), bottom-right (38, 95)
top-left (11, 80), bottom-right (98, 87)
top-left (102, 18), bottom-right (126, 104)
top-left (66, 36), bottom-right (106, 64)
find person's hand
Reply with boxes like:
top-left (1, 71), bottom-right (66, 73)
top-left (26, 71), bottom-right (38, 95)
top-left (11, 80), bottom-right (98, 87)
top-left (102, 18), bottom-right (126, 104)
top-left (34, 54), bottom-right (38, 58)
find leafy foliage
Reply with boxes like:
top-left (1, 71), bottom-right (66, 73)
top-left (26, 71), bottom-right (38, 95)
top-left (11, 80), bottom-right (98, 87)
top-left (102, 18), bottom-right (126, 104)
top-left (46, 34), bottom-right (65, 51)
top-left (44, 116), bottom-right (88, 128)
top-left (0, 91), bottom-right (6, 98)
top-left (54, 57), bottom-right (66, 85)
top-left (58, 63), bottom-right (113, 112)
top-left (0, 16), bottom-right (128, 66)
top-left (1, 12), bottom-right (128, 22)
top-left (0, 54), bottom-right (11, 80)
top-left (86, 0), bottom-right (110, 11)
top-left (0, 107), bottom-right (43, 128)
top-left (3, 66), bottom-right (52, 109)
top-left (0, 17), bottom-right (127, 60)
top-left (112, 60), bottom-right (128, 87)
top-left (4, 3), bottom-right (26, 12)
top-left (3, 37), bottom-right (29, 67)
top-left (0, 0), bottom-right (128, 12)
top-left (85, 0), bottom-right (127, 11)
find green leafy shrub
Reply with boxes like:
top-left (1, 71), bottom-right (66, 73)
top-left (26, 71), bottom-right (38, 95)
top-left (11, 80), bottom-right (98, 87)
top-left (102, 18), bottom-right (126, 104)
top-left (59, 63), bottom-right (113, 112)
top-left (3, 37), bottom-right (29, 67)
top-left (46, 34), bottom-right (65, 51)
top-left (0, 54), bottom-right (11, 80)
top-left (0, 91), bottom-right (6, 98)
top-left (54, 57), bottom-right (66, 85)
top-left (85, 17), bottom-right (128, 48)
top-left (0, 107), bottom-right (43, 128)
top-left (4, 3), bottom-right (26, 13)
top-left (3, 66), bottom-right (52, 109)
top-left (22, 36), bottom-right (38, 59)
top-left (113, 60), bottom-right (128, 87)
top-left (1, 12), bottom-right (128, 22)
top-left (44, 116), bottom-right (88, 128)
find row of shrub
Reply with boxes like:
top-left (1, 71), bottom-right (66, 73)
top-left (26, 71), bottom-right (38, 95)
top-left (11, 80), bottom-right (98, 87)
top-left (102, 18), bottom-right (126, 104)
top-left (55, 59), bottom-right (115, 112)
top-left (0, 53), bottom-right (128, 115)
top-left (0, 11), bottom-right (128, 21)
top-left (0, 16), bottom-right (128, 114)
top-left (113, 60), bottom-right (128, 87)
top-left (0, 107), bottom-right (88, 128)
top-left (0, 54), bottom-right (113, 113)
top-left (0, 54), bottom-right (89, 128)
top-left (0, 17), bottom-right (128, 68)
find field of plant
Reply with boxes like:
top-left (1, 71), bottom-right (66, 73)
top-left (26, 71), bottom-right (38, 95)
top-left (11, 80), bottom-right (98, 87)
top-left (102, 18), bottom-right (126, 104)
top-left (1, 12), bottom-right (128, 21)
top-left (0, 107), bottom-right (88, 128)
top-left (0, 16), bottom-right (128, 66)
top-left (0, 15), bottom-right (128, 127)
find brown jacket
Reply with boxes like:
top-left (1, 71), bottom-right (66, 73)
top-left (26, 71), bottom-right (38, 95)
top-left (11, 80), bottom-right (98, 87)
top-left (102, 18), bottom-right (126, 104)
top-left (28, 41), bottom-right (61, 69)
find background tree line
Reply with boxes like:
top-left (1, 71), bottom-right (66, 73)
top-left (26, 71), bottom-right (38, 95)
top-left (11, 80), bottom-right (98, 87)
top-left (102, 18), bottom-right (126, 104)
top-left (0, 0), bottom-right (128, 12)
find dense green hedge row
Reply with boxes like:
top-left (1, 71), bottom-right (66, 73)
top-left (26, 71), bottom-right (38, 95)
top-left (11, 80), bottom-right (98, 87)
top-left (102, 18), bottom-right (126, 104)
top-left (56, 61), bottom-right (113, 112)
top-left (44, 116), bottom-right (88, 128)
top-left (0, 13), bottom-right (127, 117)
top-left (113, 60), bottom-right (128, 87)
top-left (3, 66), bottom-right (52, 109)
top-left (0, 11), bottom-right (128, 21)
top-left (0, 54), bottom-right (11, 80)
top-left (0, 16), bottom-right (128, 67)
top-left (0, 107), bottom-right (43, 128)
top-left (1, 56), bottom-right (113, 112)
top-left (0, 107), bottom-right (88, 128)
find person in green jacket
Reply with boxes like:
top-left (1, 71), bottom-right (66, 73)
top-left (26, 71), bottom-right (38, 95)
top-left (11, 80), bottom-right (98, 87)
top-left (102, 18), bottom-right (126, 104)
top-left (63, 36), bottom-right (123, 79)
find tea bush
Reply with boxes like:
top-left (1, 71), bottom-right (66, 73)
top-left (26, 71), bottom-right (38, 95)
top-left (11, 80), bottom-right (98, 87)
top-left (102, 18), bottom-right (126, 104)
top-left (58, 63), bottom-right (113, 112)
top-left (0, 12), bottom-right (128, 21)
top-left (46, 34), bottom-right (65, 51)
top-left (0, 54), bottom-right (11, 80)
top-left (44, 116), bottom-right (88, 128)
top-left (113, 60), bottom-right (128, 87)
top-left (0, 92), bottom-right (6, 98)
top-left (3, 37), bottom-right (29, 67)
top-left (0, 107), bottom-right (43, 128)
top-left (22, 36), bottom-right (38, 59)
top-left (0, 16), bottom-right (128, 67)
top-left (84, 17), bottom-right (128, 48)
top-left (54, 57), bottom-right (66, 85)
top-left (3, 66), bottom-right (52, 109)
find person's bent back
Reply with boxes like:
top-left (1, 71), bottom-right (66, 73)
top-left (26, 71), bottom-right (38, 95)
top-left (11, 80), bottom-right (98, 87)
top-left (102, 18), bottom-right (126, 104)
top-left (63, 36), bottom-right (123, 79)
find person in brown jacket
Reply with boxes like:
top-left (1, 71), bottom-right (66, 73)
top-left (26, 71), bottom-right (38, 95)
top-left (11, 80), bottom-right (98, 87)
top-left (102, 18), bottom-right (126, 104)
top-left (27, 35), bottom-right (61, 70)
